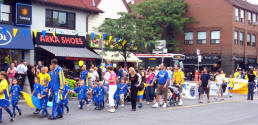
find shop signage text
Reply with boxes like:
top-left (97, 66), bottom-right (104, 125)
top-left (35, 32), bottom-right (86, 47)
top-left (16, 3), bottom-right (32, 26)
top-left (0, 29), bottom-right (12, 46)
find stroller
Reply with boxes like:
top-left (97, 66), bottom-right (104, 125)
top-left (168, 85), bottom-right (180, 106)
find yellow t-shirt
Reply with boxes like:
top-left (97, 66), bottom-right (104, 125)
top-left (234, 72), bottom-right (240, 79)
top-left (228, 78), bottom-right (234, 87)
top-left (173, 69), bottom-right (184, 85)
top-left (137, 83), bottom-right (148, 96)
top-left (0, 79), bottom-right (9, 100)
top-left (38, 73), bottom-right (51, 85)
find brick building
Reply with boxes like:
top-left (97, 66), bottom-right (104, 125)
top-left (134, 0), bottom-right (258, 75)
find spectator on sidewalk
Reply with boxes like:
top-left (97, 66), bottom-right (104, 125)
top-left (247, 69), bottom-right (256, 101)
top-left (16, 61), bottom-right (28, 90)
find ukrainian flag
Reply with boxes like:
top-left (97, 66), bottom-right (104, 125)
top-left (22, 92), bottom-right (41, 109)
top-left (99, 64), bottom-right (105, 69)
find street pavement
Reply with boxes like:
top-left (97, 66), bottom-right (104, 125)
top-left (2, 94), bottom-right (258, 125)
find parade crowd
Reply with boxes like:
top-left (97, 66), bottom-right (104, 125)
top-left (0, 59), bottom-right (257, 123)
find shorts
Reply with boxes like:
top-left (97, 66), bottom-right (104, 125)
top-left (200, 86), bottom-right (209, 95)
top-left (156, 84), bottom-right (168, 97)
top-left (137, 95), bottom-right (143, 100)
top-left (178, 84), bottom-right (184, 93)
top-left (228, 87), bottom-right (233, 90)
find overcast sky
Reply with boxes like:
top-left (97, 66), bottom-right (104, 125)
top-left (247, 0), bottom-right (258, 5)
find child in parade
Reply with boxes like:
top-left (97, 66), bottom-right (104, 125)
top-left (97, 81), bottom-right (105, 110)
top-left (32, 77), bottom-right (42, 114)
top-left (39, 79), bottom-right (49, 118)
top-left (0, 72), bottom-right (14, 122)
top-left (114, 86), bottom-right (120, 109)
top-left (228, 75), bottom-right (234, 98)
top-left (9, 78), bottom-right (22, 117)
top-left (137, 83), bottom-right (147, 108)
top-left (118, 78), bottom-right (129, 107)
top-left (92, 81), bottom-right (99, 109)
top-left (62, 81), bottom-right (72, 113)
top-left (73, 79), bottom-right (89, 109)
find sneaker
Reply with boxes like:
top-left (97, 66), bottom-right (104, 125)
top-left (19, 111), bottom-right (22, 116)
top-left (108, 109), bottom-right (115, 113)
top-left (162, 103), bottom-right (167, 108)
top-left (121, 104), bottom-right (125, 107)
top-left (147, 102), bottom-right (150, 105)
top-left (152, 103), bottom-right (159, 108)
top-left (10, 117), bottom-right (14, 122)
top-left (178, 100), bottom-right (183, 106)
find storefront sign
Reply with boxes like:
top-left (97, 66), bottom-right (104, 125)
top-left (35, 32), bottom-right (86, 47)
top-left (248, 58), bottom-right (256, 64)
top-left (16, 3), bottom-right (32, 26)
top-left (0, 24), bottom-right (33, 50)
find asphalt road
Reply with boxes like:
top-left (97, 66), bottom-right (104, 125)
top-left (2, 94), bottom-right (258, 125)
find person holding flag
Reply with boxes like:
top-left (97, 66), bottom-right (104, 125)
top-left (48, 59), bottom-right (65, 120)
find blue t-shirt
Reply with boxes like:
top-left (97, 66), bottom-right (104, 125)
top-left (33, 83), bottom-right (42, 97)
top-left (74, 86), bottom-right (88, 100)
top-left (98, 86), bottom-right (105, 97)
top-left (118, 83), bottom-right (128, 95)
top-left (62, 85), bottom-right (72, 100)
top-left (156, 70), bottom-right (169, 85)
top-left (80, 70), bottom-right (89, 86)
top-left (118, 69), bottom-right (124, 82)
top-left (105, 64), bottom-right (113, 68)
top-left (41, 86), bottom-right (49, 106)
top-left (10, 85), bottom-right (22, 101)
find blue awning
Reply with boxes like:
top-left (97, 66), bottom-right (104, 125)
top-left (0, 24), bottom-right (34, 50)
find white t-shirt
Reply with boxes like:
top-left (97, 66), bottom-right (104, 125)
top-left (93, 71), bottom-right (99, 78)
top-left (16, 64), bottom-right (27, 74)
top-left (104, 72), bottom-right (110, 85)
top-left (216, 74), bottom-right (225, 85)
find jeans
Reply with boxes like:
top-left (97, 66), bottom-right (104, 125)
top-left (51, 91), bottom-right (63, 118)
top-left (248, 82), bottom-right (255, 100)
top-left (145, 86), bottom-right (154, 102)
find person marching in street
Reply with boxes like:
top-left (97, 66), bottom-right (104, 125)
top-left (129, 67), bottom-right (140, 111)
top-left (39, 79), bottom-right (49, 118)
top-left (32, 77), bottom-right (42, 114)
top-left (228, 74), bottom-right (234, 98)
top-left (105, 66), bottom-right (117, 113)
top-left (80, 65), bottom-right (90, 87)
top-left (247, 69), bottom-right (256, 101)
top-left (48, 59), bottom-right (65, 120)
top-left (62, 81), bottom-right (72, 113)
top-left (145, 68), bottom-right (155, 105)
top-left (38, 67), bottom-right (51, 86)
top-left (199, 67), bottom-right (210, 103)
top-left (215, 70), bottom-right (226, 101)
top-left (9, 78), bottom-right (22, 117)
top-left (152, 64), bottom-right (170, 108)
top-left (0, 72), bottom-right (14, 122)
top-left (172, 64), bottom-right (185, 106)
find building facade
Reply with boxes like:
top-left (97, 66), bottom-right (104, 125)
top-left (31, 0), bottom-right (102, 71)
top-left (0, 0), bottom-right (34, 70)
top-left (175, 0), bottom-right (258, 75)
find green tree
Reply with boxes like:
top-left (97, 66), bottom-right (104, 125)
top-left (132, 0), bottom-right (193, 51)
top-left (98, 12), bottom-right (145, 66)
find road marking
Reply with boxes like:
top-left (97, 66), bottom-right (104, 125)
top-left (163, 100), bottom-right (239, 111)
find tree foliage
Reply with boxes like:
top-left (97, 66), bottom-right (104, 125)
top-left (132, 0), bottom-right (193, 51)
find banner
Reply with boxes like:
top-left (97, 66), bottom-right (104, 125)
top-left (231, 79), bottom-right (249, 94)
top-left (209, 81), bottom-right (228, 96)
top-left (16, 3), bottom-right (32, 26)
top-left (182, 82), bottom-right (197, 99)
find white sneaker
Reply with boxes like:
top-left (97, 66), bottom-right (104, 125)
top-left (152, 103), bottom-right (159, 108)
top-left (162, 103), bottom-right (167, 108)
top-left (78, 105), bottom-right (81, 108)
top-left (121, 104), bottom-right (125, 107)
top-left (108, 109), bottom-right (115, 113)
top-left (178, 100), bottom-right (183, 106)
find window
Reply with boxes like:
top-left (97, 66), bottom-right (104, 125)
top-left (253, 13), bottom-right (257, 24)
top-left (234, 31), bottom-right (238, 45)
top-left (252, 34), bottom-right (256, 47)
top-left (240, 9), bottom-right (245, 23)
top-left (0, 4), bottom-right (12, 24)
top-left (197, 32), bottom-right (206, 44)
top-left (247, 33), bottom-right (251, 46)
top-left (184, 32), bottom-right (193, 45)
top-left (235, 8), bottom-right (240, 22)
top-left (240, 32), bottom-right (244, 45)
top-left (45, 9), bottom-right (75, 29)
top-left (211, 31), bottom-right (220, 44)
top-left (248, 12), bottom-right (252, 24)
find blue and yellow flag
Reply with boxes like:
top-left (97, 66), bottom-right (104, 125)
top-left (22, 92), bottom-right (53, 109)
